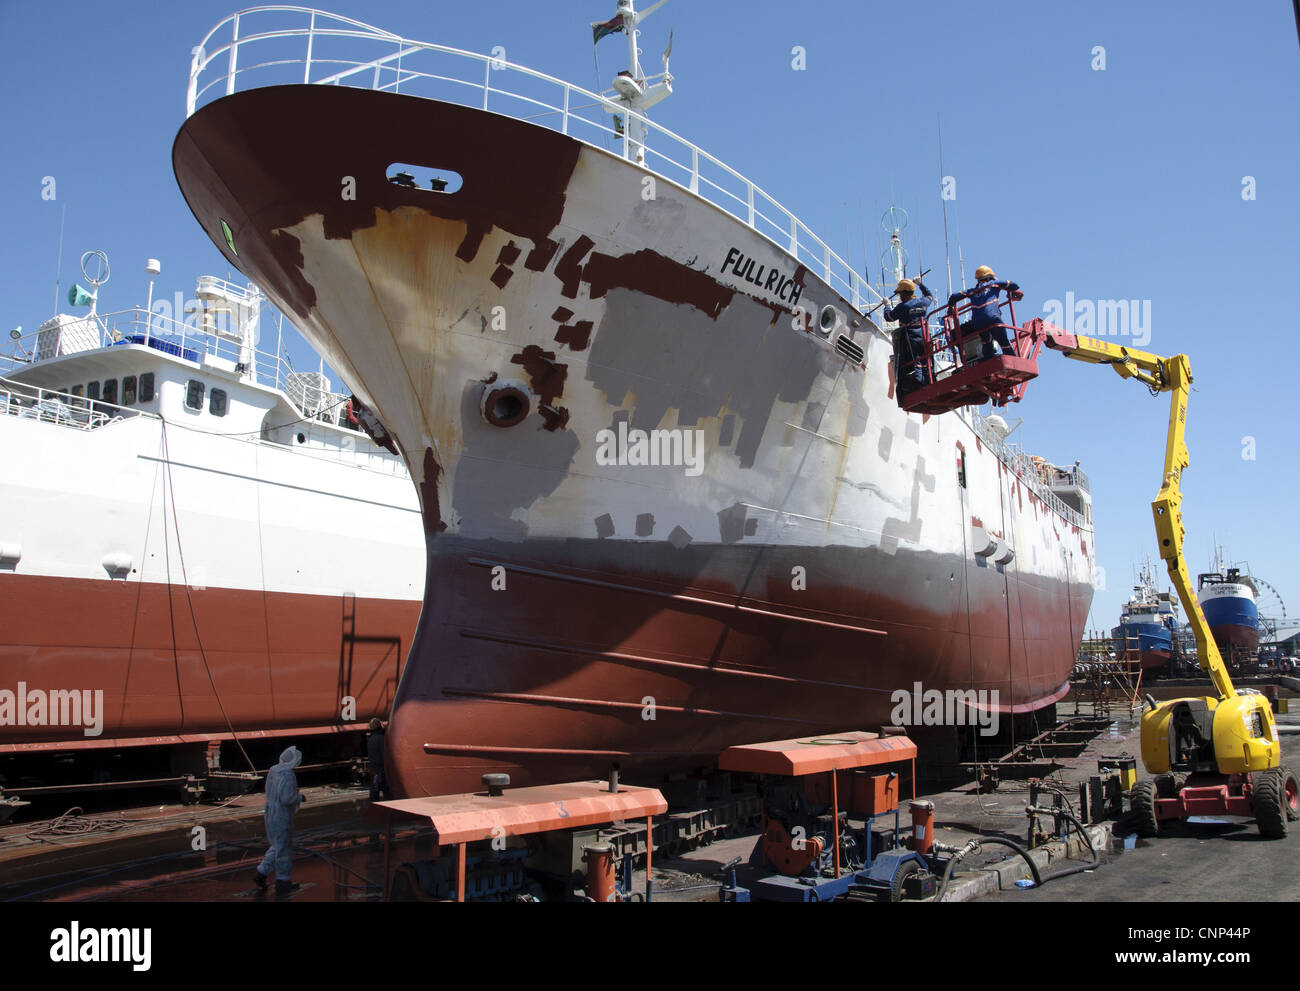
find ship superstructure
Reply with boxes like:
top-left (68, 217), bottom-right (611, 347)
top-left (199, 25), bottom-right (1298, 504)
top-left (173, 6), bottom-right (1096, 797)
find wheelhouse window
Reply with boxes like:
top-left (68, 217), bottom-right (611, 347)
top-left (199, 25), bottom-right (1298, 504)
top-left (122, 375), bottom-right (137, 406)
top-left (87, 381), bottom-right (100, 402)
top-left (185, 379), bottom-right (205, 411)
top-left (210, 388), bottom-right (228, 417)
top-left (138, 373), bottom-right (155, 403)
top-left (101, 378), bottom-right (118, 406)
top-left (71, 384), bottom-right (84, 398)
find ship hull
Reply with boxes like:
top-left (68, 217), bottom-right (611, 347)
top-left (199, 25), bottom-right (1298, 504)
top-left (1198, 584), bottom-right (1260, 655)
top-left (0, 574), bottom-right (418, 751)
top-left (1111, 622), bottom-right (1173, 671)
top-left (174, 85), bottom-right (1094, 796)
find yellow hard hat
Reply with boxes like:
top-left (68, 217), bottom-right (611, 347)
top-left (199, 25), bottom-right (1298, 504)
top-left (895, 278), bottom-right (916, 294)
top-left (975, 265), bottom-right (996, 281)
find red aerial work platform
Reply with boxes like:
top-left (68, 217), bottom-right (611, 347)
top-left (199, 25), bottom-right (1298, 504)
top-left (897, 288), bottom-right (1047, 415)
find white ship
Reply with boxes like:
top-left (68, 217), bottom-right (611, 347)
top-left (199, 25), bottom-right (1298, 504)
top-left (0, 252), bottom-right (423, 785)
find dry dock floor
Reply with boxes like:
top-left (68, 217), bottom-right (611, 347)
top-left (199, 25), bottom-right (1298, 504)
top-left (1, 699), bottom-right (1296, 903)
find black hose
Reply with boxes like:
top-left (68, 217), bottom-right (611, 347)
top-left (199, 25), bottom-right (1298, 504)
top-left (935, 836), bottom-right (1042, 902)
top-left (1031, 806), bottom-right (1100, 883)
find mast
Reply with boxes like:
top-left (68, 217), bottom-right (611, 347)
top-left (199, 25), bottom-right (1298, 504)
top-left (599, 0), bottom-right (672, 165)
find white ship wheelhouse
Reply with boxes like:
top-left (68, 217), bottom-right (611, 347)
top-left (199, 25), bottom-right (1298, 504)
top-left (1, 272), bottom-right (406, 475)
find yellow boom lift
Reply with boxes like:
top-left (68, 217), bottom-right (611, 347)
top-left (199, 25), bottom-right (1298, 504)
top-left (899, 290), bottom-right (1299, 837)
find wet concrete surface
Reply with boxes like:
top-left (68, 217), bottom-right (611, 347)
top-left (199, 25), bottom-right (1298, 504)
top-left (0, 785), bottom-right (396, 902)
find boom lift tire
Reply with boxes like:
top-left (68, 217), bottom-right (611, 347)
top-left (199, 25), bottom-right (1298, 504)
top-left (1254, 770), bottom-right (1290, 839)
top-left (1276, 767), bottom-right (1299, 823)
top-left (1131, 780), bottom-right (1159, 838)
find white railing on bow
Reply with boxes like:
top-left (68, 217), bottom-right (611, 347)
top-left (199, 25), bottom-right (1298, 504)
top-left (185, 6), bottom-right (886, 312)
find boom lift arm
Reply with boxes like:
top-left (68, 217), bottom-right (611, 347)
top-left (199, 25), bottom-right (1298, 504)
top-left (1041, 330), bottom-right (1279, 783)
top-left (1040, 332), bottom-right (1235, 701)
top-left (891, 290), bottom-right (1291, 828)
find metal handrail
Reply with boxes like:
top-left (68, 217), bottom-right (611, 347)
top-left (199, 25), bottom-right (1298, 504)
top-left (0, 377), bottom-right (158, 431)
top-left (184, 6), bottom-right (884, 312)
top-left (966, 408), bottom-right (1090, 531)
top-left (0, 304), bottom-right (356, 428)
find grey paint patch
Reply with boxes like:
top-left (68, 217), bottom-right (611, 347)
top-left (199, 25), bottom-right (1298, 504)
top-left (904, 419), bottom-right (921, 443)
top-left (584, 287), bottom-right (823, 468)
top-left (845, 388), bottom-right (870, 438)
top-left (881, 455), bottom-right (937, 550)
top-left (635, 513), bottom-right (655, 537)
top-left (718, 414), bottom-right (735, 447)
top-left (450, 378), bottom-right (579, 541)
top-left (717, 503), bottom-right (749, 544)
top-left (595, 513), bottom-right (615, 539)
top-left (800, 401), bottom-right (825, 431)
top-left (667, 525), bottom-right (693, 549)
top-left (877, 427), bottom-right (893, 462)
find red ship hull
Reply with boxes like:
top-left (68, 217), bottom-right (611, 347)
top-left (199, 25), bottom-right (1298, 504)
top-left (0, 573), bottom-right (418, 752)
top-left (387, 537), bottom-right (1087, 796)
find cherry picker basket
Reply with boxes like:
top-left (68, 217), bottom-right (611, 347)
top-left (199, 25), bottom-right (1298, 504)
top-left (898, 289), bottom-right (1046, 415)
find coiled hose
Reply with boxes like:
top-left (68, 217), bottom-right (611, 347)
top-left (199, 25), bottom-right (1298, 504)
top-left (933, 806), bottom-right (1100, 901)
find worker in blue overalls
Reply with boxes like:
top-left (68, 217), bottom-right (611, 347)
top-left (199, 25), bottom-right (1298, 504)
top-left (949, 265), bottom-right (1021, 361)
top-left (885, 276), bottom-right (935, 402)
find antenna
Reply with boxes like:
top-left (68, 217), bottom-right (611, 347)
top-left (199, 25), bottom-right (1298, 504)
top-left (859, 197), bottom-right (868, 288)
top-left (880, 206), bottom-right (908, 287)
top-left (938, 116), bottom-right (953, 299)
top-left (954, 200), bottom-right (966, 292)
top-left (52, 204), bottom-right (67, 317)
top-left (145, 258), bottom-right (161, 337)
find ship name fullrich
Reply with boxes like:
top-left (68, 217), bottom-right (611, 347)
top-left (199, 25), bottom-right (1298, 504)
top-left (721, 247), bottom-right (803, 306)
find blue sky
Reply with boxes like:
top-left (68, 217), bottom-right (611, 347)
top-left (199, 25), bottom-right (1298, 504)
top-left (2, 0), bottom-right (1297, 637)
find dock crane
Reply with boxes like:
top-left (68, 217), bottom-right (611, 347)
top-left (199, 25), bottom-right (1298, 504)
top-left (898, 292), bottom-right (1299, 838)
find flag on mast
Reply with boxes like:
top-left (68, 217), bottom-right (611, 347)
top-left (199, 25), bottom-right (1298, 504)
top-left (591, 13), bottom-right (625, 43)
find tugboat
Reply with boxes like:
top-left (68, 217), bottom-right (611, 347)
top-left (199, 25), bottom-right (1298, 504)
top-left (1110, 560), bottom-right (1180, 673)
